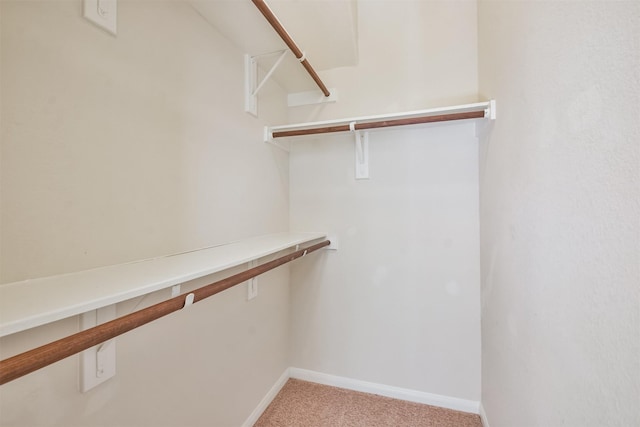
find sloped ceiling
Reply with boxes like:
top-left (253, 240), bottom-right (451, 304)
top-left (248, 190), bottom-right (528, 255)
top-left (189, 0), bottom-right (358, 93)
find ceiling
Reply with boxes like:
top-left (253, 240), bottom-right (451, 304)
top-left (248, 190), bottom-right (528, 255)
top-left (189, 0), bottom-right (359, 93)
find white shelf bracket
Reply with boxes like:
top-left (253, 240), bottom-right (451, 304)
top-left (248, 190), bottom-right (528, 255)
top-left (288, 88), bottom-right (338, 107)
top-left (245, 50), bottom-right (288, 117)
top-left (79, 305), bottom-right (116, 392)
top-left (354, 128), bottom-right (369, 180)
top-left (325, 234), bottom-right (339, 250)
top-left (477, 99), bottom-right (497, 138)
top-left (264, 126), bottom-right (272, 143)
top-left (485, 99), bottom-right (497, 120)
top-left (263, 126), bottom-right (290, 152)
top-left (247, 260), bottom-right (259, 300)
top-left (171, 284), bottom-right (181, 297)
top-left (96, 339), bottom-right (114, 378)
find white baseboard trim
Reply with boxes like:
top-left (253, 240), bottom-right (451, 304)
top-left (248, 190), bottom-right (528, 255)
top-left (241, 368), bottom-right (290, 427)
top-left (479, 402), bottom-right (490, 427)
top-left (289, 367), bottom-right (480, 415)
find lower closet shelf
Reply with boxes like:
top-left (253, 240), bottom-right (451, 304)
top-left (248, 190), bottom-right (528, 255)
top-left (0, 232), bottom-right (326, 337)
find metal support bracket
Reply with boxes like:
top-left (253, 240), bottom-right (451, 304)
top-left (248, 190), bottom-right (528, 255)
top-left (96, 339), bottom-right (114, 378)
top-left (288, 88), bottom-right (339, 107)
top-left (244, 50), bottom-right (288, 117)
top-left (171, 284), bottom-right (181, 297)
top-left (354, 130), bottom-right (369, 180)
top-left (324, 234), bottom-right (339, 250)
top-left (79, 305), bottom-right (116, 392)
top-left (263, 126), bottom-right (290, 152)
top-left (477, 99), bottom-right (497, 138)
top-left (247, 260), bottom-right (259, 300)
top-left (485, 99), bottom-right (497, 120)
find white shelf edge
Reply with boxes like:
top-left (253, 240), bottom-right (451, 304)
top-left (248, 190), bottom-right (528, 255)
top-left (268, 100), bottom-right (493, 134)
top-left (0, 232), bottom-right (327, 337)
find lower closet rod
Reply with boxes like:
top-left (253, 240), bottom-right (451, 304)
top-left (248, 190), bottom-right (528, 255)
top-left (0, 239), bottom-right (330, 385)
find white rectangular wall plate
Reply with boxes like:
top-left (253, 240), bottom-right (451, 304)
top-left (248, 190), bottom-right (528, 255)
top-left (288, 89), bottom-right (338, 107)
top-left (79, 305), bottom-right (116, 392)
top-left (84, 0), bottom-right (117, 36)
top-left (325, 234), bottom-right (339, 250)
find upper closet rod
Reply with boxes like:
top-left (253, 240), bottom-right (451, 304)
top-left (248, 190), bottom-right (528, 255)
top-left (251, 0), bottom-right (331, 97)
top-left (0, 240), bottom-right (330, 385)
top-left (272, 110), bottom-right (485, 139)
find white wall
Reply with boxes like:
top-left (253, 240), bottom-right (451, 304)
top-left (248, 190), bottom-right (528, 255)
top-left (478, 1), bottom-right (640, 426)
top-left (288, 0), bottom-right (479, 122)
top-left (1, 0), bottom-right (288, 282)
top-left (0, 1), bottom-right (290, 425)
top-left (289, 0), bottom-right (482, 402)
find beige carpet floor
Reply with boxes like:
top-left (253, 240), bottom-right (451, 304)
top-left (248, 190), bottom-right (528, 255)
top-left (254, 379), bottom-right (482, 427)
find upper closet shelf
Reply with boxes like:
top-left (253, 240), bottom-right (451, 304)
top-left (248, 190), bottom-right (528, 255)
top-left (0, 232), bottom-right (326, 338)
top-left (264, 100), bottom-right (496, 142)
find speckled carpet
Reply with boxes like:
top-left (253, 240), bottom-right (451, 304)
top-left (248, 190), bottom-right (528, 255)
top-left (254, 379), bottom-right (482, 427)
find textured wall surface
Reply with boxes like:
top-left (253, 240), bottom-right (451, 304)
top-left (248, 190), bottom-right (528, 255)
top-left (0, 1), bottom-right (290, 425)
top-left (478, 1), bottom-right (640, 426)
top-left (289, 0), bottom-right (481, 402)
top-left (290, 124), bottom-right (481, 401)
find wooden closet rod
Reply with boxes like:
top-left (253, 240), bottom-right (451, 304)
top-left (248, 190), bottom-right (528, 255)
top-left (0, 240), bottom-right (330, 385)
top-left (272, 110), bottom-right (486, 139)
top-left (251, 0), bottom-right (331, 97)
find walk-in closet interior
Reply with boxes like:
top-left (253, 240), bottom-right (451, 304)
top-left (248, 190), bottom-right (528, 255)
top-left (0, 1), bottom-right (638, 426)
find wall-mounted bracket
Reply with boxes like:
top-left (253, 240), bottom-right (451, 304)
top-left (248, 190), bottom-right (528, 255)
top-left (263, 126), bottom-right (290, 152)
top-left (95, 339), bottom-right (114, 378)
top-left (477, 99), bottom-right (497, 138)
top-left (485, 99), bottom-right (497, 120)
top-left (324, 234), bottom-right (339, 250)
top-left (247, 260), bottom-right (259, 300)
top-left (171, 284), bottom-right (181, 297)
top-left (354, 130), bottom-right (369, 180)
top-left (244, 50), bottom-right (288, 117)
top-left (79, 305), bottom-right (116, 392)
top-left (288, 89), bottom-right (339, 107)
top-left (83, 0), bottom-right (117, 36)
